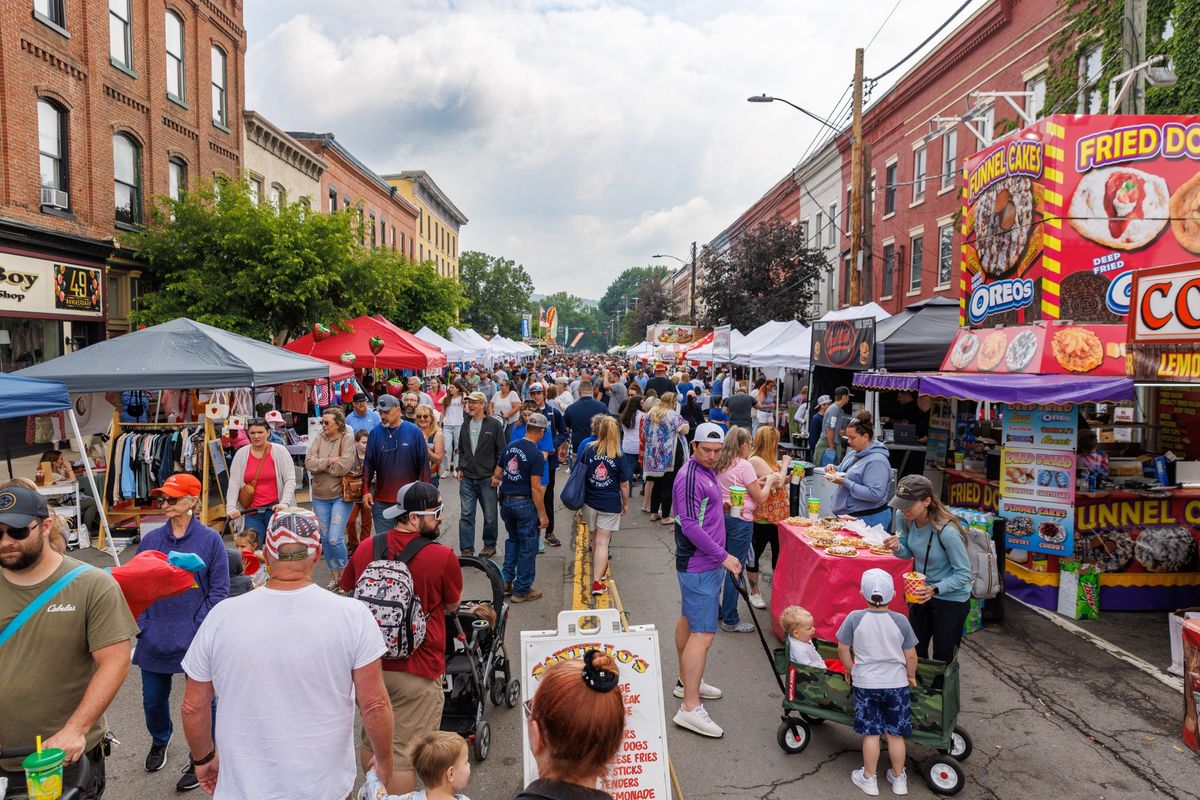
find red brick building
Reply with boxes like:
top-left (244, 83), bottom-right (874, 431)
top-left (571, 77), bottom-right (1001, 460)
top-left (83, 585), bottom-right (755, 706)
top-left (0, 0), bottom-right (246, 364)
top-left (289, 133), bottom-right (420, 260)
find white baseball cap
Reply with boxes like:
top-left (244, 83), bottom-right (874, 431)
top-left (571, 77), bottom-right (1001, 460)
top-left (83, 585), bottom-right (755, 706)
top-left (693, 422), bottom-right (725, 443)
top-left (860, 568), bottom-right (895, 605)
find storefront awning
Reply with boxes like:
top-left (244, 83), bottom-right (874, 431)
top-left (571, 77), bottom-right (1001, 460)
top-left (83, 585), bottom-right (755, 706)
top-left (853, 372), bottom-right (921, 392)
top-left (853, 371), bottom-right (1134, 404)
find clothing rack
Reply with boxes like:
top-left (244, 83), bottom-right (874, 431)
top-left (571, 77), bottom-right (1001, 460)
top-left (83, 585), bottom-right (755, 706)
top-left (100, 413), bottom-right (225, 546)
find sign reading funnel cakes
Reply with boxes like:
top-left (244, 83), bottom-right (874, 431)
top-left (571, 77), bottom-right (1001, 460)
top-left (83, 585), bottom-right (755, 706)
top-left (1051, 327), bottom-right (1104, 372)
top-left (976, 176), bottom-right (1035, 276)
top-left (1068, 166), bottom-right (1169, 250)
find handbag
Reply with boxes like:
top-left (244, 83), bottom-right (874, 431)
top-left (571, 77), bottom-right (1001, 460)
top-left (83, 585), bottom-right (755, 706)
top-left (237, 448), bottom-right (269, 509)
top-left (560, 453), bottom-right (588, 511)
top-left (341, 439), bottom-right (364, 503)
top-left (757, 483), bottom-right (790, 524)
top-left (0, 565), bottom-right (90, 648)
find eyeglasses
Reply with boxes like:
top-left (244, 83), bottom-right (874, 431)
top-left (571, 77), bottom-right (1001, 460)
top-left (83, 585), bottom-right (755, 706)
top-left (0, 522), bottom-right (38, 541)
top-left (415, 415), bottom-right (432, 420)
top-left (410, 504), bottom-right (445, 519)
top-left (159, 496), bottom-right (190, 506)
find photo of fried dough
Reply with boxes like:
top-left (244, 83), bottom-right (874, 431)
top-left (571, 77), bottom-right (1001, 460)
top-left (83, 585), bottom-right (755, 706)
top-left (1171, 171), bottom-right (1200, 254)
top-left (1069, 166), bottom-right (1169, 250)
top-left (977, 331), bottom-right (1008, 371)
top-left (1052, 327), bottom-right (1103, 373)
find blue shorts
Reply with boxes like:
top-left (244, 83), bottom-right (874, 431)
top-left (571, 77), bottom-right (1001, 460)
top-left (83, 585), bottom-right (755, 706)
top-left (852, 686), bottom-right (912, 736)
top-left (677, 568), bottom-right (724, 633)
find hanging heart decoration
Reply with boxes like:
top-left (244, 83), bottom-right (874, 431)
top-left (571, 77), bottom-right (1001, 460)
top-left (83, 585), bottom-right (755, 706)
top-left (339, 351), bottom-right (357, 366)
top-left (312, 323), bottom-right (332, 342)
top-left (368, 336), bottom-right (385, 355)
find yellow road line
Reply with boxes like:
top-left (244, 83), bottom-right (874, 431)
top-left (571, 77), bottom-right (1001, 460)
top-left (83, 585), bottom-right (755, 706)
top-left (571, 514), bottom-right (611, 610)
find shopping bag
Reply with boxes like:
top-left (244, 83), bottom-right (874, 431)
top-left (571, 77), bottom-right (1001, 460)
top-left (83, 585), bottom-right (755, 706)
top-left (1183, 619), bottom-right (1200, 753)
top-left (560, 458), bottom-right (587, 511)
top-left (1057, 560), bottom-right (1099, 620)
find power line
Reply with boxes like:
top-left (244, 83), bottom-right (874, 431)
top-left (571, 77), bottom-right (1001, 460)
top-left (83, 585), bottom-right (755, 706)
top-left (867, 0), bottom-right (976, 83)
top-left (865, 0), bottom-right (906, 51)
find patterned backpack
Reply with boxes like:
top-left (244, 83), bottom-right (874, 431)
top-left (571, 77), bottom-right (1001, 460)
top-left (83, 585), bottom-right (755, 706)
top-left (353, 534), bottom-right (431, 659)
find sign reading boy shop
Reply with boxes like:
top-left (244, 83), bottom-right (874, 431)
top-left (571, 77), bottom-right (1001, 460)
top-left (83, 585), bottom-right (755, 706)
top-left (0, 251), bottom-right (103, 318)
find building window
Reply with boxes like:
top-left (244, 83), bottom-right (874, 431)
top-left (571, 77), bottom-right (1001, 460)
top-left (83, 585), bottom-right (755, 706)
top-left (34, 0), bottom-right (65, 28)
top-left (912, 146), bottom-right (927, 203)
top-left (369, 213), bottom-right (377, 247)
top-left (882, 242), bottom-right (895, 297)
top-left (815, 212), bottom-right (824, 247)
top-left (211, 45), bottom-right (227, 127)
top-left (269, 184), bottom-right (284, 210)
top-left (1025, 75), bottom-right (1046, 121)
top-left (884, 162), bottom-right (897, 216)
top-left (419, 244), bottom-right (424, 261)
top-left (165, 11), bottom-right (185, 101)
top-left (248, 177), bottom-right (261, 206)
top-left (356, 205), bottom-right (364, 245)
top-left (941, 128), bottom-right (957, 191)
top-left (1078, 44), bottom-right (1103, 114)
top-left (380, 218), bottom-right (387, 247)
top-left (797, 219), bottom-right (809, 245)
top-left (393, 227), bottom-right (399, 252)
top-left (113, 133), bottom-right (141, 225)
top-left (168, 157), bottom-right (187, 201)
top-left (109, 0), bottom-right (132, 68)
top-left (909, 234), bottom-right (923, 293)
top-left (844, 190), bottom-right (852, 228)
top-left (37, 99), bottom-right (67, 197)
top-left (937, 222), bottom-right (954, 288)
top-left (328, 188), bottom-right (337, 214)
top-left (827, 203), bottom-right (837, 246)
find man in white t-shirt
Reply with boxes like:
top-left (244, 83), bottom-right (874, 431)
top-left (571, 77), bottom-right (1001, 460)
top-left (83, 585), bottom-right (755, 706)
top-left (180, 509), bottom-right (394, 799)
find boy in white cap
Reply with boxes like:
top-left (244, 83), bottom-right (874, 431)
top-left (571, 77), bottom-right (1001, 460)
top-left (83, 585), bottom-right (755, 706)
top-left (836, 568), bottom-right (918, 796)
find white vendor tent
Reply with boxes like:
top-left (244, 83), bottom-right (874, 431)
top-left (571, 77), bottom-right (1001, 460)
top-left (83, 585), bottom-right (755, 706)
top-left (626, 341), bottom-right (656, 360)
top-left (415, 326), bottom-right (472, 363)
top-left (745, 321), bottom-right (811, 372)
top-left (732, 320), bottom-right (796, 365)
top-left (685, 330), bottom-right (745, 364)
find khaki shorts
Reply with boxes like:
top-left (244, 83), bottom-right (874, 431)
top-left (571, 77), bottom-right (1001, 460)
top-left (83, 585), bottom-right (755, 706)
top-left (584, 504), bottom-right (622, 532)
top-left (360, 670), bottom-right (444, 772)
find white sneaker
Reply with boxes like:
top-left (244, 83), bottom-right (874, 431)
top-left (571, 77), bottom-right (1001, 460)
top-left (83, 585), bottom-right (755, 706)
top-left (886, 769), bottom-right (908, 796)
top-left (851, 768), bottom-right (880, 796)
top-left (673, 678), bottom-right (723, 700)
top-left (749, 592), bottom-right (767, 609)
top-left (672, 703), bottom-right (723, 737)
top-left (720, 620), bottom-right (755, 633)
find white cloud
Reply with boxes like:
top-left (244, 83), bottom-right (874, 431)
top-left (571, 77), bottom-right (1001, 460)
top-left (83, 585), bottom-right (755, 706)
top-left (245, 0), bottom-right (988, 298)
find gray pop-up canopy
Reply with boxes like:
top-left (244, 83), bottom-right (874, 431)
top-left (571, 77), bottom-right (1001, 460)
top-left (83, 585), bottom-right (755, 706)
top-left (17, 318), bottom-right (333, 392)
top-left (873, 296), bottom-right (961, 372)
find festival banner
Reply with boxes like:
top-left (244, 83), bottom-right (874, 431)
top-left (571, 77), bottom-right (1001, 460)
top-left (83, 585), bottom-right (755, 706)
top-left (571, 331), bottom-right (585, 347)
top-left (545, 306), bottom-right (558, 342)
top-left (521, 313), bottom-right (532, 339)
top-left (810, 317), bottom-right (876, 369)
top-left (945, 470), bottom-right (999, 514)
top-left (999, 497), bottom-right (1075, 556)
top-left (1000, 446), bottom-right (1077, 504)
top-left (940, 323), bottom-right (1127, 375)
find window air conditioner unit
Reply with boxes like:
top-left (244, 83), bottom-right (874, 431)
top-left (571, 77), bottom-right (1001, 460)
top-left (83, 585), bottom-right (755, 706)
top-left (40, 187), bottom-right (69, 209)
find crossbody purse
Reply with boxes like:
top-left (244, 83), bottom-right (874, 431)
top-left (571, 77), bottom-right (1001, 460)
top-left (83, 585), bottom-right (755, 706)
top-left (0, 565), bottom-right (91, 648)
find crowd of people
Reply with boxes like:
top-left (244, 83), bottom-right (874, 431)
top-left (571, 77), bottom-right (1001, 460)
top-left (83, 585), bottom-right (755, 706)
top-left (0, 351), bottom-right (975, 800)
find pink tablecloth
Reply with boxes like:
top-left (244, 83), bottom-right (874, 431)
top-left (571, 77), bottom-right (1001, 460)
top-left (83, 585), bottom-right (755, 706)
top-left (769, 523), bottom-right (914, 642)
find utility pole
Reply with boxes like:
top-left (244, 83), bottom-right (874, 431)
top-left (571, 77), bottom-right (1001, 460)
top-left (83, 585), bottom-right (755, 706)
top-left (849, 47), bottom-right (865, 306)
top-left (689, 241), bottom-right (698, 325)
top-left (1122, 0), bottom-right (1148, 113)
top-left (861, 141), bottom-right (874, 301)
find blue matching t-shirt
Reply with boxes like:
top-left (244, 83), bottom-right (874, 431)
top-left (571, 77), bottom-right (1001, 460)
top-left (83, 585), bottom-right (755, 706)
top-left (510, 424), bottom-right (553, 483)
top-left (578, 443), bottom-right (631, 513)
top-left (500, 438), bottom-right (545, 498)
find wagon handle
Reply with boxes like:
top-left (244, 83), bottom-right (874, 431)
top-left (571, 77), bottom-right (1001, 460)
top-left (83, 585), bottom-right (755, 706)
top-left (734, 574), bottom-right (787, 695)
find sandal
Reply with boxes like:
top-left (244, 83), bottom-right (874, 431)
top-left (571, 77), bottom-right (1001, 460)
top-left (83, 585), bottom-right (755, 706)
top-left (640, 508), bottom-right (651, 514)
top-left (649, 513), bottom-right (661, 521)
top-left (660, 517), bottom-right (675, 526)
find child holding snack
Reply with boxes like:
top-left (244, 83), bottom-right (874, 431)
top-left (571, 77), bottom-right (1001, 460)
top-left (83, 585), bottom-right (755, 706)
top-left (359, 731), bottom-right (471, 800)
top-left (837, 569), bottom-right (918, 797)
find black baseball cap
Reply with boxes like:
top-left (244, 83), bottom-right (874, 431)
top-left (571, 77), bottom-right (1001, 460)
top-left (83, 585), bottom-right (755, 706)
top-left (0, 486), bottom-right (50, 528)
top-left (889, 475), bottom-right (935, 511)
top-left (834, 386), bottom-right (850, 398)
top-left (383, 481), bottom-right (441, 520)
top-left (352, 392), bottom-right (368, 402)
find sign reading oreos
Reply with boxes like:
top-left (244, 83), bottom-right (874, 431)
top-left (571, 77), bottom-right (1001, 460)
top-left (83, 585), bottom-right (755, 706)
top-left (811, 317), bottom-right (876, 370)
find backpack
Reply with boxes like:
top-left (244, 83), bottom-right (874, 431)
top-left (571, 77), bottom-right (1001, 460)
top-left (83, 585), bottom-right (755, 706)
top-left (353, 534), bottom-right (432, 659)
top-left (932, 519), bottom-right (1000, 600)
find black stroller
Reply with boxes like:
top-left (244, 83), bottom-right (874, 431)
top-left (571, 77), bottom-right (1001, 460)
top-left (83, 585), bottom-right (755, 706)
top-left (440, 555), bottom-right (520, 761)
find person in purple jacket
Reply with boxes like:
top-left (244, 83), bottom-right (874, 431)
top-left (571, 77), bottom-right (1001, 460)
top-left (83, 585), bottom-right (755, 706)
top-left (134, 473), bottom-right (229, 791)
top-left (671, 422), bottom-right (742, 740)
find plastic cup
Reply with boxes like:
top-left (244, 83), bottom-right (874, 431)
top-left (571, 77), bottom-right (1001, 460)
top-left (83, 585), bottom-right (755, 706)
top-left (23, 748), bottom-right (65, 800)
top-left (807, 497), bottom-right (820, 519)
top-left (729, 486), bottom-right (746, 508)
top-left (903, 572), bottom-right (927, 604)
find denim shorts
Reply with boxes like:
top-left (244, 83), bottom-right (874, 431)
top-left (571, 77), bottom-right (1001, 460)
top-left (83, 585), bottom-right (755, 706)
top-left (677, 567), bottom-right (724, 633)
top-left (852, 686), bottom-right (912, 736)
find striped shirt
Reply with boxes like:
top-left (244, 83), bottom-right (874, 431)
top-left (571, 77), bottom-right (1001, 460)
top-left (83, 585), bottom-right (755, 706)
top-left (672, 457), bottom-right (728, 573)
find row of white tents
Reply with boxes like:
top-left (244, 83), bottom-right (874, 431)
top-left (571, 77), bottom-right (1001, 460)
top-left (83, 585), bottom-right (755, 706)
top-left (414, 326), bottom-right (537, 366)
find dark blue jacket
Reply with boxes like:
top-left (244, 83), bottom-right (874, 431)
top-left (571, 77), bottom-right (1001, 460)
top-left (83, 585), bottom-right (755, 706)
top-left (564, 397), bottom-right (608, 452)
top-left (537, 403), bottom-right (568, 467)
top-left (134, 517), bottom-right (229, 673)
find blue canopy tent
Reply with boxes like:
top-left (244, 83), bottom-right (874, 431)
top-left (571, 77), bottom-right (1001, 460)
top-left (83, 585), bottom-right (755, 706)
top-left (0, 373), bottom-right (118, 562)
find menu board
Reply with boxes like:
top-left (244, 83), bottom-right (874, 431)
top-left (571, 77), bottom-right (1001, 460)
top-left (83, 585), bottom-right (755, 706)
top-left (1000, 406), bottom-right (1078, 450)
top-left (1000, 447), bottom-right (1076, 503)
top-left (999, 497), bottom-right (1075, 555)
top-left (1157, 387), bottom-right (1200, 458)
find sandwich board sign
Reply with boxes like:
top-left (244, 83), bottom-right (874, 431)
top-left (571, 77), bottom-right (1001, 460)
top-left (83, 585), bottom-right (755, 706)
top-left (521, 609), bottom-right (671, 800)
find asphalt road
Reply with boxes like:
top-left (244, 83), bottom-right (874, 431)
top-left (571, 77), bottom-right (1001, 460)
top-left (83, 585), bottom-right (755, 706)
top-left (83, 475), bottom-right (1200, 800)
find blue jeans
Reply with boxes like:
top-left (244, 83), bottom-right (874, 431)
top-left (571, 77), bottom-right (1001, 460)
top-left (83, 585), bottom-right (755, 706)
top-left (311, 496), bottom-right (351, 570)
top-left (623, 453), bottom-right (640, 486)
top-left (371, 503), bottom-right (393, 540)
top-left (719, 515), bottom-right (753, 625)
top-left (459, 477), bottom-right (498, 551)
top-left (500, 496), bottom-right (539, 594)
top-left (143, 670), bottom-right (216, 749)
top-left (240, 508), bottom-right (269, 547)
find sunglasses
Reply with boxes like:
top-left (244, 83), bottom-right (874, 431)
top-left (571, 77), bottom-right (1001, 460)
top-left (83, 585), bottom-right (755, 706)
top-left (319, 420), bottom-right (334, 426)
top-left (159, 496), bottom-right (191, 506)
top-left (410, 504), bottom-right (445, 519)
top-left (0, 522), bottom-right (39, 541)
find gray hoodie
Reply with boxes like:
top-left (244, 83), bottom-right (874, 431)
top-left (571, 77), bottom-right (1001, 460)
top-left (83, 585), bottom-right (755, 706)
top-left (833, 439), bottom-right (892, 515)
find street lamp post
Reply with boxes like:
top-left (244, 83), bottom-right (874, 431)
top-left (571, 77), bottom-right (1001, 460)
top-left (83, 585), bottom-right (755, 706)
top-left (492, 324), bottom-right (499, 337)
top-left (652, 246), bottom-right (697, 325)
top-left (747, 94), bottom-right (842, 132)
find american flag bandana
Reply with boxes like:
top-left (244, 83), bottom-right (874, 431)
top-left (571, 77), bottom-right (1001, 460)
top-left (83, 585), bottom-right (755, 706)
top-left (264, 508), bottom-right (322, 561)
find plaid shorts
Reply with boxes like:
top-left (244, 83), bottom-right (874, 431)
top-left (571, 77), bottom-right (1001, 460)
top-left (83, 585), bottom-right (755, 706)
top-left (852, 686), bottom-right (912, 737)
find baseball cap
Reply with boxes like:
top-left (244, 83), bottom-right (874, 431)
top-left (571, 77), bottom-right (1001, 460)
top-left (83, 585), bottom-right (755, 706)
top-left (816, 394), bottom-right (833, 406)
top-left (150, 473), bottom-right (202, 498)
top-left (264, 508), bottom-right (322, 561)
top-left (889, 474), bottom-right (935, 511)
top-left (466, 391), bottom-right (488, 404)
top-left (526, 412), bottom-right (549, 429)
top-left (834, 386), bottom-right (850, 398)
top-left (693, 422), bottom-right (725, 443)
top-left (376, 394), bottom-right (401, 410)
top-left (528, 382), bottom-right (545, 393)
top-left (383, 481), bottom-right (441, 520)
top-left (352, 392), bottom-right (368, 402)
top-left (0, 486), bottom-right (49, 528)
top-left (860, 568), bottom-right (895, 605)
top-left (654, 362), bottom-right (666, 372)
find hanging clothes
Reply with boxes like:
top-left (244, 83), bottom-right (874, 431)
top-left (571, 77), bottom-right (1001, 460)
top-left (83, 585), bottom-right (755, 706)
top-left (105, 425), bottom-right (203, 503)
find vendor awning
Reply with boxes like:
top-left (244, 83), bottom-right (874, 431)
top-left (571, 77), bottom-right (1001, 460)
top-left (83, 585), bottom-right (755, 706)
top-left (874, 297), bottom-right (960, 372)
top-left (284, 316), bottom-right (443, 371)
top-left (853, 371), bottom-right (1134, 403)
top-left (0, 374), bottom-right (70, 420)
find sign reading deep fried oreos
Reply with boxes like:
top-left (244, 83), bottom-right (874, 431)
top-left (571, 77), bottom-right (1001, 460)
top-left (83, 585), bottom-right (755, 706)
top-left (810, 317), bottom-right (875, 370)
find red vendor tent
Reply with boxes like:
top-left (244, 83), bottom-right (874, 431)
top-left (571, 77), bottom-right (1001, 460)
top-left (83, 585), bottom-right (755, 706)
top-left (371, 316), bottom-right (448, 370)
top-left (284, 316), bottom-right (444, 370)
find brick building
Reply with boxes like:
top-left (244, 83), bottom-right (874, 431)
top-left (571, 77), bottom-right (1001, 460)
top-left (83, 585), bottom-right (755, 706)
top-left (381, 170), bottom-right (468, 279)
top-left (243, 110), bottom-right (325, 210)
top-left (0, 0), bottom-right (245, 367)
top-left (290, 132), bottom-right (419, 260)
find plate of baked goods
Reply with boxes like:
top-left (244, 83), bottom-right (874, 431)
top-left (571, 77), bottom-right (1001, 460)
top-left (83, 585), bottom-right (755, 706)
top-left (868, 544), bottom-right (895, 556)
top-left (825, 545), bottom-right (859, 558)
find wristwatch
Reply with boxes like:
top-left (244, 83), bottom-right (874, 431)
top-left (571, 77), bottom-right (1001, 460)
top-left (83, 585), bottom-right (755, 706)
top-left (932, 586), bottom-right (940, 596)
top-left (191, 749), bottom-right (217, 767)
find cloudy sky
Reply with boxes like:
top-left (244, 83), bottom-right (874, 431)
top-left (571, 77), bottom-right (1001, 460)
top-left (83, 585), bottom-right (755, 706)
top-left (244, 0), bottom-right (987, 299)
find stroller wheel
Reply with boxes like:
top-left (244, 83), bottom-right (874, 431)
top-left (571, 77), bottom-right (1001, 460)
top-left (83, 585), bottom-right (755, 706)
top-left (776, 718), bottom-right (810, 754)
top-left (920, 755), bottom-right (965, 795)
top-left (473, 720), bottom-right (492, 761)
top-left (939, 726), bottom-right (973, 761)
top-left (505, 678), bottom-right (521, 708)
top-left (489, 678), bottom-right (506, 707)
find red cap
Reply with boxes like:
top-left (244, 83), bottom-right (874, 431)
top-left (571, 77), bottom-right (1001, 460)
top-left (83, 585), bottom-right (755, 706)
top-left (150, 473), bottom-right (202, 498)
top-left (654, 362), bottom-right (666, 371)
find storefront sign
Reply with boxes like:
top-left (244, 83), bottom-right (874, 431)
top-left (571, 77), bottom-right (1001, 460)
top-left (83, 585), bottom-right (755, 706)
top-left (999, 497), bottom-right (1075, 556)
top-left (1000, 406), bottom-right (1078, 451)
top-left (961, 115), bottom-right (1200, 328)
top-left (811, 317), bottom-right (875, 369)
top-left (522, 610), bottom-right (671, 800)
top-left (946, 470), bottom-right (999, 514)
top-left (941, 323), bottom-right (1126, 375)
top-left (0, 251), bottom-right (103, 319)
top-left (1000, 447), bottom-right (1077, 504)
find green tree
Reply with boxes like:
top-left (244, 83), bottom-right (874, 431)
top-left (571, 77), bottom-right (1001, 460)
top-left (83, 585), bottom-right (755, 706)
top-left (699, 218), bottom-right (830, 330)
top-left (623, 275), bottom-right (677, 344)
top-left (459, 251), bottom-right (535, 336)
top-left (527, 292), bottom-right (605, 351)
top-left (598, 265), bottom-right (671, 321)
top-left (357, 249), bottom-right (465, 335)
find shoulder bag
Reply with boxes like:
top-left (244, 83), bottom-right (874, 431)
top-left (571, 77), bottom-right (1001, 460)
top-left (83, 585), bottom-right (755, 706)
top-left (341, 437), bottom-right (364, 503)
top-left (0, 565), bottom-right (90, 648)
top-left (237, 448), bottom-right (269, 509)
top-left (561, 450), bottom-right (589, 511)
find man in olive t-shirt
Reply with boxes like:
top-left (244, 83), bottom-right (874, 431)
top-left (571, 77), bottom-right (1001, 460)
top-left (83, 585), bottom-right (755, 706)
top-left (0, 487), bottom-right (138, 797)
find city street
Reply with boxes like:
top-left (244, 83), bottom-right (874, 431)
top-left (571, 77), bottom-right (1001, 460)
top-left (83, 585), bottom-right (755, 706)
top-left (77, 474), bottom-right (1200, 800)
